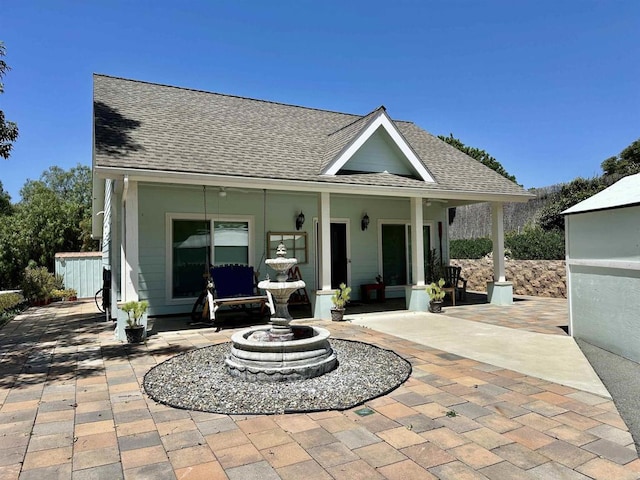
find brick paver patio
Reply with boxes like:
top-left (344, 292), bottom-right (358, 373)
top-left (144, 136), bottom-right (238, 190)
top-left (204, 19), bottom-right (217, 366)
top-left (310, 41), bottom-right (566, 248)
top-left (0, 300), bottom-right (638, 479)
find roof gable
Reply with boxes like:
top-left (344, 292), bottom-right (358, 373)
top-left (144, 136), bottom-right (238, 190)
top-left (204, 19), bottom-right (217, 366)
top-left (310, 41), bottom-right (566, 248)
top-left (321, 108), bottom-right (435, 183)
top-left (345, 128), bottom-right (414, 176)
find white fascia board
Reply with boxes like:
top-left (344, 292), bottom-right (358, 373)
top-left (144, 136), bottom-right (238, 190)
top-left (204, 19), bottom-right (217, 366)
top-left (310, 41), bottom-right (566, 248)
top-left (93, 166), bottom-right (533, 203)
top-left (323, 111), bottom-right (435, 183)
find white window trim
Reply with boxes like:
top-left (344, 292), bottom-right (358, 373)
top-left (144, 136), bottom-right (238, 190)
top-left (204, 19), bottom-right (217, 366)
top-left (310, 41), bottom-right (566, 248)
top-left (165, 212), bottom-right (255, 304)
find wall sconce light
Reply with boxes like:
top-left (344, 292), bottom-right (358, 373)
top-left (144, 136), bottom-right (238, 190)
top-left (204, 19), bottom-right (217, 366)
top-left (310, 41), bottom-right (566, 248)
top-left (296, 211), bottom-right (305, 230)
top-left (361, 213), bottom-right (370, 231)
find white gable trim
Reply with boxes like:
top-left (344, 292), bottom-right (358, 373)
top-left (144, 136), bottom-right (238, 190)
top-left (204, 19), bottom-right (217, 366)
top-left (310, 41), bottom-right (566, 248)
top-left (323, 110), bottom-right (435, 183)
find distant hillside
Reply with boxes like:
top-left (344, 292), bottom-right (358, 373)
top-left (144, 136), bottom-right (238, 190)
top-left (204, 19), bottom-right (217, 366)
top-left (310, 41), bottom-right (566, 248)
top-left (449, 185), bottom-right (561, 239)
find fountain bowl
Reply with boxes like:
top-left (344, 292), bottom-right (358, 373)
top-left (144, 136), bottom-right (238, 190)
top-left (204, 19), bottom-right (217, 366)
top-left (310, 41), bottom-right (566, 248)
top-left (225, 326), bottom-right (338, 382)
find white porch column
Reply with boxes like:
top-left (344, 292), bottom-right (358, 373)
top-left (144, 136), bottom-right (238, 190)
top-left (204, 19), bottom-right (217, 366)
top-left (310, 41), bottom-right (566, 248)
top-left (121, 176), bottom-right (139, 302)
top-left (410, 197), bottom-right (425, 286)
top-left (488, 202), bottom-right (513, 305)
top-left (492, 202), bottom-right (506, 282)
top-left (406, 197), bottom-right (429, 311)
top-left (319, 192), bottom-right (332, 291)
top-left (313, 192), bottom-right (334, 319)
top-left (115, 176), bottom-right (141, 341)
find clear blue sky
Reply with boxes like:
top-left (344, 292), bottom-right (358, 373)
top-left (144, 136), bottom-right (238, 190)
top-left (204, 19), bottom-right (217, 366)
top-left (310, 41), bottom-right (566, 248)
top-left (2, 0), bottom-right (638, 201)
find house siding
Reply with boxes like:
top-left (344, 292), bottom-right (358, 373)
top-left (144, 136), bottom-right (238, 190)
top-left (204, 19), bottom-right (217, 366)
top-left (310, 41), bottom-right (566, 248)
top-left (346, 128), bottom-right (414, 176)
top-left (109, 182), bottom-right (445, 316)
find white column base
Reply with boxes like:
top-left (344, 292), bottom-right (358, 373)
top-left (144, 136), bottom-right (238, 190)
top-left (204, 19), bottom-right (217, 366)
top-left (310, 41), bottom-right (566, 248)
top-left (487, 281), bottom-right (513, 305)
top-left (312, 290), bottom-right (335, 320)
top-left (406, 285), bottom-right (429, 312)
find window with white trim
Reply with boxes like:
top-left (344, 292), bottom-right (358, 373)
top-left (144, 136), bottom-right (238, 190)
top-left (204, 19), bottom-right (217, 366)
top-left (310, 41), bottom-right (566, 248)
top-left (170, 217), bottom-right (251, 299)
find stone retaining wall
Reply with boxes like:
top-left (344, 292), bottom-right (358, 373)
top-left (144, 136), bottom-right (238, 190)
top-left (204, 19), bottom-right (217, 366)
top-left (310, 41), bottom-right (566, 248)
top-left (451, 258), bottom-right (566, 298)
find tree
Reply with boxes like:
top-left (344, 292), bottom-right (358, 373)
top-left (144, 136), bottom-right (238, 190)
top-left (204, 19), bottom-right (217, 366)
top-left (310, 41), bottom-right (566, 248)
top-left (538, 137), bottom-right (640, 233)
top-left (601, 138), bottom-right (640, 176)
top-left (0, 165), bottom-right (98, 288)
top-left (0, 41), bottom-right (19, 159)
top-left (438, 133), bottom-right (518, 184)
top-left (537, 176), bottom-right (611, 231)
top-left (0, 214), bottom-right (27, 288)
top-left (19, 164), bottom-right (98, 260)
top-left (0, 181), bottom-right (11, 216)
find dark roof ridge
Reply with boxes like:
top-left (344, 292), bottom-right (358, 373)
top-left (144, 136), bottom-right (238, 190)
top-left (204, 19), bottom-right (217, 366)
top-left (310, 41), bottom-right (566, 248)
top-left (93, 73), bottom-right (367, 118)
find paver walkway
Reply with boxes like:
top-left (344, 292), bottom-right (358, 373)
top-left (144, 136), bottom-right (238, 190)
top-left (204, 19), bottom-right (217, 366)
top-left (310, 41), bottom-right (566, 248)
top-left (0, 300), bottom-right (639, 480)
top-left (442, 295), bottom-right (570, 336)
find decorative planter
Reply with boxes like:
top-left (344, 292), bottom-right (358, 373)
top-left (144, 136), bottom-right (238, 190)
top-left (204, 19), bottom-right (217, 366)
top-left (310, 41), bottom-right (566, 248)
top-left (331, 308), bottom-right (345, 322)
top-left (125, 325), bottom-right (145, 343)
top-left (429, 300), bottom-right (443, 313)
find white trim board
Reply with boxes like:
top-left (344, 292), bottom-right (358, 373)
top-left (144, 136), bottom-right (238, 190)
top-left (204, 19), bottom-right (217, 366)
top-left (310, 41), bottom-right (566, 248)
top-left (322, 110), bottom-right (435, 183)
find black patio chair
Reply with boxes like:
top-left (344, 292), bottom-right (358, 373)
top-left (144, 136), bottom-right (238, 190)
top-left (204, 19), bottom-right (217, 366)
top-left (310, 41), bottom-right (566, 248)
top-left (442, 266), bottom-right (467, 305)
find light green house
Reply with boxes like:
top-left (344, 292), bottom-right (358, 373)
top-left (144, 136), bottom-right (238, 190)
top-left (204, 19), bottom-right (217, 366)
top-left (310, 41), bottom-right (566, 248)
top-left (91, 74), bottom-right (532, 326)
top-left (563, 173), bottom-right (640, 362)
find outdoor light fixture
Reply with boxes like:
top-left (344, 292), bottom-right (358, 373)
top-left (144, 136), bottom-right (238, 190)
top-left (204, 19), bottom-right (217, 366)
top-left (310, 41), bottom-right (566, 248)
top-left (361, 213), bottom-right (370, 231)
top-left (296, 211), bottom-right (305, 230)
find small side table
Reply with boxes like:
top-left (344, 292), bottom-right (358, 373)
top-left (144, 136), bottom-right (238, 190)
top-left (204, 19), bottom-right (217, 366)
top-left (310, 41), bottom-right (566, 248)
top-left (361, 283), bottom-right (385, 303)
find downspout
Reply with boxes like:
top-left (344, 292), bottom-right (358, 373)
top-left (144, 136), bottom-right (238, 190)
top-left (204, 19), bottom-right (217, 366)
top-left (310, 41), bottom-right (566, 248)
top-left (102, 179), bottom-right (113, 268)
top-left (122, 175), bottom-right (129, 206)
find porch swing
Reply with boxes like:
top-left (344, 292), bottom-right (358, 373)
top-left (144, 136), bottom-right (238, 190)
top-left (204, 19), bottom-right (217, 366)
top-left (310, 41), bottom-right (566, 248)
top-left (192, 186), bottom-right (274, 325)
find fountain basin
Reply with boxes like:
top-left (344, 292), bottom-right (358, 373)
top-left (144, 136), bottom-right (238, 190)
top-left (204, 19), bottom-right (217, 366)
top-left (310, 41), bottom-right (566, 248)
top-left (225, 326), bottom-right (338, 382)
top-left (257, 280), bottom-right (305, 299)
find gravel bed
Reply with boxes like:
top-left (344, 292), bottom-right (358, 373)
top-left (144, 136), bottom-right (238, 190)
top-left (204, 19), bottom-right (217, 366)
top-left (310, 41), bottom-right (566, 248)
top-left (143, 339), bottom-right (411, 415)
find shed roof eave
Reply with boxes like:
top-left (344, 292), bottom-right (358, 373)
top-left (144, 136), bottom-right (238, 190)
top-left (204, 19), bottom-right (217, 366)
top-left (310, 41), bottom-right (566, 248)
top-left (563, 201), bottom-right (640, 216)
top-left (93, 165), bottom-right (534, 203)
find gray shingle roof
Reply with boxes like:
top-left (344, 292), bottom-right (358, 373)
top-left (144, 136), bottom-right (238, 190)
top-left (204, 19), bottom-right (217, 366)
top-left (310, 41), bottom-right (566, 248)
top-left (93, 74), bottom-right (531, 199)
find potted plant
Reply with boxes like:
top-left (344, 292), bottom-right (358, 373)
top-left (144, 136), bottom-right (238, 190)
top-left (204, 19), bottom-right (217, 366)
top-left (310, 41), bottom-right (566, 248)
top-left (53, 288), bottom-right (78, 302)
top-left (120, 300), bottom-right (149, 343)
top-left (330, 283), bottom-right (351, 321)
top-left (426, 278), bottom-right (446, 313)
top-left (64, 288), bottom-right (78, 302)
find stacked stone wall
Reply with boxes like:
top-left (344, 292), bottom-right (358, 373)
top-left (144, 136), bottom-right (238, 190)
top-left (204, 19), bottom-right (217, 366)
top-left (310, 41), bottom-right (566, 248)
top-left (451, 259), bottom-right (566, 298)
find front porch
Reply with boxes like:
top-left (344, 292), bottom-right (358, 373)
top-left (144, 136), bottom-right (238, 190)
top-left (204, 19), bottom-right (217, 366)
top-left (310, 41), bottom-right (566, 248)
top-left (147, 291), bottom-right (567, 338)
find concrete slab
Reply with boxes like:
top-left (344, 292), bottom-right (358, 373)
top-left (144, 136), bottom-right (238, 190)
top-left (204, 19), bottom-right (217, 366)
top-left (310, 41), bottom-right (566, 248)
top-left (348, 310), bottom-right (610, 398)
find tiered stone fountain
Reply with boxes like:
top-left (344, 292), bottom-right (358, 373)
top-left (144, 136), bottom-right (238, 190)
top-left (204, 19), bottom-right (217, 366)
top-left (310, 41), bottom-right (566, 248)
top-left (225, 243), bottom-right (337, 382)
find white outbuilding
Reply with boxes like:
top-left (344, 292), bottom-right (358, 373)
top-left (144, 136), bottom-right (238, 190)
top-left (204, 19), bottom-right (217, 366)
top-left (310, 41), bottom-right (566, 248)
top-left (563, 173), bottom-right (640, 362)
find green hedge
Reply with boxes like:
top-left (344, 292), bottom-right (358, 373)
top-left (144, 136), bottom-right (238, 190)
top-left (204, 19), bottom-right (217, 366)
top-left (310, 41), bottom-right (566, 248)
top-left (0, 293), bottom-right (22, 313)
top-left (0, 292), bottom-right (25, 327)
top-left (450, 238), bottom-right (493, 259)
top-left (506, 228), bottom-right (565, 260)
top-left (451, 229), bottom-right (565, 260)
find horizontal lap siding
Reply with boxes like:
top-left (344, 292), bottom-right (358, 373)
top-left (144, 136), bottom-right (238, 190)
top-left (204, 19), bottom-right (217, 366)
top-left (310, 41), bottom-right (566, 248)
top-left (136, 184), bottom-right (442, 314)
